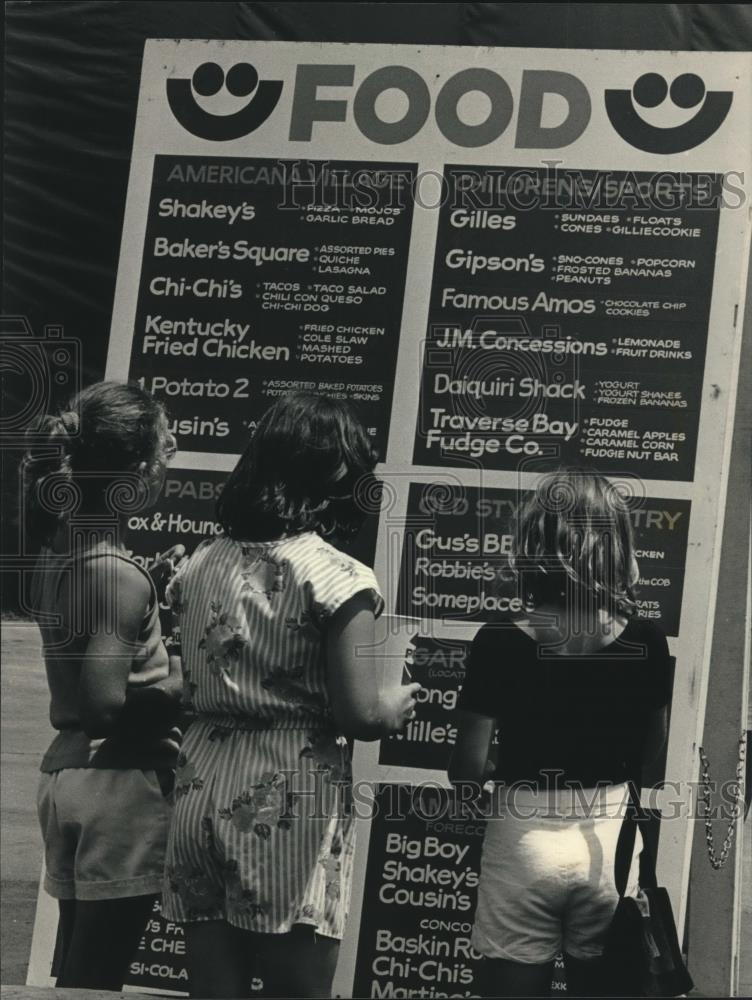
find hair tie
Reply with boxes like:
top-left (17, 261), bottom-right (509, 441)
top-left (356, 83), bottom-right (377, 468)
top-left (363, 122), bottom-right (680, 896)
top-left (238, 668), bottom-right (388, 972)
top-left (58, 411), bottom-right (80, 435)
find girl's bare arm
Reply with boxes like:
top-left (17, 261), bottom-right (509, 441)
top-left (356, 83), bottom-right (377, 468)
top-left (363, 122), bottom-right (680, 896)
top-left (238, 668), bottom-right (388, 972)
top-left (68, 559), bottom-right (164, 738)
top-left (325, 593), bottom-right (420, 741)
top-left (448, 709), bottom-right (497, 789)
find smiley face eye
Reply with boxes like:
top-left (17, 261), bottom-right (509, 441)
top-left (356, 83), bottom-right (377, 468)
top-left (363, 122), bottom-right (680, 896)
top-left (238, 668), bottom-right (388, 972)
top-left (631, 71), bottom-right (707, 111)
top-left (190, 61), bottom-right (259, 99)
top-left (192, 62), bottom-right (225, 97)
top-left (670, 73), bottom-right (706, 109)
top-left (632, 73), bottom-right (668, 108)
top-left (226, 63), bottom-right (259, 98)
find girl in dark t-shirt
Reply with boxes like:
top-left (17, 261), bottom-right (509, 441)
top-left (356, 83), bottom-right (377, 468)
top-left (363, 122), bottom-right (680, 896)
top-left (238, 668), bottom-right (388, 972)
top-left (449, 470), bottom-right (672, 998)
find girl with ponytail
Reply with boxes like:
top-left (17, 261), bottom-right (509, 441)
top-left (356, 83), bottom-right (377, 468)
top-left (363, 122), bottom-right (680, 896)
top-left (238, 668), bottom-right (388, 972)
top-left (23, 380), bottom-right (183, 990)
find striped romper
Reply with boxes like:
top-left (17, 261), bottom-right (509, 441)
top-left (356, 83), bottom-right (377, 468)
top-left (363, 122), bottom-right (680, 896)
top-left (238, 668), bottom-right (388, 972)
top-left (161, 532), bottom-right (383, 938)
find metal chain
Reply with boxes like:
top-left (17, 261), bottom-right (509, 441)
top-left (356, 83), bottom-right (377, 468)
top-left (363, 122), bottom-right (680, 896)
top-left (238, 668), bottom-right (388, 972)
top-left (698, 733), bottom-right (747, 870)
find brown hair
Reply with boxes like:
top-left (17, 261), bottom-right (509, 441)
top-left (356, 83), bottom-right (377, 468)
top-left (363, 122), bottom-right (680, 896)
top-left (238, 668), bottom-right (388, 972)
top-left (217, 392), bottom-right (379, 542)
top-left (22, 380), bottom-right (170, 548)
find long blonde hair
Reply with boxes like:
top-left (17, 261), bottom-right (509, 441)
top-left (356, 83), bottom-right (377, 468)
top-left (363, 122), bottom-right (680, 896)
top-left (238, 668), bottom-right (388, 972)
top-left (506, 469), bottom-right (638, 616)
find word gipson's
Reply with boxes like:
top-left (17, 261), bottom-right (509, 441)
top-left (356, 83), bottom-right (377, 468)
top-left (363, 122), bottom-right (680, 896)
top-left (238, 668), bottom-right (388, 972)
top-left (445, 249), bottom-right (544, 275)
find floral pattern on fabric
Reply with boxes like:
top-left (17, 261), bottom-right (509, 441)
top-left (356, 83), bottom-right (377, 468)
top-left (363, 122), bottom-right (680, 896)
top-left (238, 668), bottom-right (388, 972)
top-left (240, 549), bottom-right (287, 602)
top-left (166, 860), bottom-right (268, 923)
top-left (198, 602), bottom-right (246, 692)
top-left (284, 609), bottom-right (318, 638)
top-left (217, 771), bottom-right (293, 840)
top-left (207, 716), bottom-right (274, 743)
top-left (261, 665), bottom-right (329, 715)
top-left (314, 547), bottom-right (358, 579)
top-left (166, 863), bottom-right (224, 918)
top-left (224, 859), bottom-right (268, 921)
top-left (319, 839), bottom-right (344, 901)
top-left (294, 902), bottom-right (321, 924)
top-left (174, 752), bottom-right (204, 797)
top-left (201, 815), bottom-right (216, 853)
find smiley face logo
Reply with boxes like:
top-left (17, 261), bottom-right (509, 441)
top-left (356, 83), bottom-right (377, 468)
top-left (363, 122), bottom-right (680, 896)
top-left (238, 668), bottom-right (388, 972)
top-left (605, 72), bottom-right (732, 153)
top-left (166, 62), bottom-right (283, 141)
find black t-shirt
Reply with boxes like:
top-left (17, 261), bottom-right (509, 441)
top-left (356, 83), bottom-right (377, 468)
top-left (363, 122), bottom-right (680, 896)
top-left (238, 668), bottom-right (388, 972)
top-left (457, 617), bottom-right (673, 788)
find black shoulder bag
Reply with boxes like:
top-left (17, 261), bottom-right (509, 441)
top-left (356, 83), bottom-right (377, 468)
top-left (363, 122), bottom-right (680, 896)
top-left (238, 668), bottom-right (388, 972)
top-left (601, 779), bottom-right (694, 997)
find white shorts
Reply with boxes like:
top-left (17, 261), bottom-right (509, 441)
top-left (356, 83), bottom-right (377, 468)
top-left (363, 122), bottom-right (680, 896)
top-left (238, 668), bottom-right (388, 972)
top-left (473, 783), bottom-right (642, 964)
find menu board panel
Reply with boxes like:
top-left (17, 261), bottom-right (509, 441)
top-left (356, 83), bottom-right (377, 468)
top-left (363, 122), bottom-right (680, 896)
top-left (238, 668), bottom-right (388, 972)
top-left (413, 167), bottom-right (720, 481)
top-left (129, 156), bottom-right (416, 456)
top-left (352, 784), bottom-right (487, 999)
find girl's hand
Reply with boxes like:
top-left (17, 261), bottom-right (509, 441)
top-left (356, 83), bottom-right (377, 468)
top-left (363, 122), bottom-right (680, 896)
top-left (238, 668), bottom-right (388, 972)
top-left (165, 725), bottom-right (183, 755)
top-left (380, 681), bottom-right (422, 733)
top-left (149, 544), bottom-right (187, 603)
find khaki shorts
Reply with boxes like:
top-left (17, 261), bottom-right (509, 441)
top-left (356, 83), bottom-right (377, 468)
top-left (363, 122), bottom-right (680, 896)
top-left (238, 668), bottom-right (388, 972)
top-left (473, 783), bottom-right (642, 963)
top-left (38, 768), bottom-right (172, 900)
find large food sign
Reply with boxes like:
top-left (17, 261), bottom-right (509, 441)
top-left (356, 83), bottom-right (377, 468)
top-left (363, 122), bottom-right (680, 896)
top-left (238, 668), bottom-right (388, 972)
top-left (28, 42), bottom-right (752, 997)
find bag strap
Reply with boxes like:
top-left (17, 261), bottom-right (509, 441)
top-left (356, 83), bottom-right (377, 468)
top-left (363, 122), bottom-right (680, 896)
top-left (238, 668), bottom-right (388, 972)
top-left (614, 774), bottom-right (658, 896)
